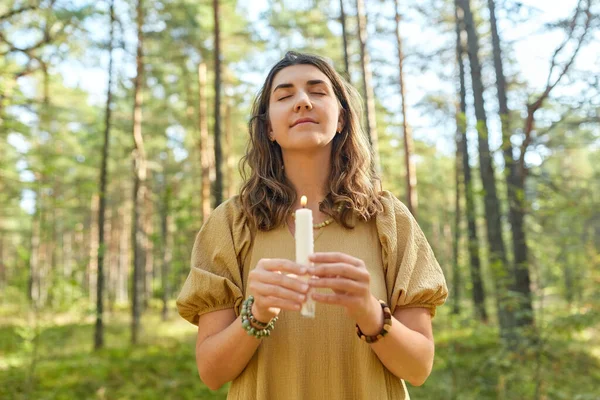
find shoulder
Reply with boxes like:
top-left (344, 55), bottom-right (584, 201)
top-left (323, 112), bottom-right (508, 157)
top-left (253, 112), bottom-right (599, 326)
top-left (376, 190), bottom-right (412, 224)
top-left (199, 196), bottom-right (253, 245)
top-left (205, 195), bottom-right (245, 226)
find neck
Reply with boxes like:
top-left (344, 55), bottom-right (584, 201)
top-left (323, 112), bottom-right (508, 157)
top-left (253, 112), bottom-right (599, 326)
top-left (282, 147), bottom-right (331, 213)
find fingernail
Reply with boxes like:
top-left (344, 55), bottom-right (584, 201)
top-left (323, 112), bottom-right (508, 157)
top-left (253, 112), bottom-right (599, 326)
top-left (301, 284), bottom-right (309, 292)
top-left (307, 267), bottom-right (315, 274)
top-left (299, 267), bottom-right (307, 274)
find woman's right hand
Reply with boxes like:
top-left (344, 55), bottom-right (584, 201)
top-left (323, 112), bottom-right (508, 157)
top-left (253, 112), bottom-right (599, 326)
top-left (247, 258), bottom-right (310, 323)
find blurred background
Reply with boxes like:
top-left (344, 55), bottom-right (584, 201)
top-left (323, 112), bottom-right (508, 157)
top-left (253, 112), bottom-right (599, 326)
top-left (1, 0), bottom-right (599, 399)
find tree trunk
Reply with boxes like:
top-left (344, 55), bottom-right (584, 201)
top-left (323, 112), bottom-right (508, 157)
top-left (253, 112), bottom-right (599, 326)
top-left (394, 0), bottom-right (417, 217)
top-left (455, 0), bottom-right (487, 322)
top-left (160, 181), bottom-right (172, 321)
top-left (0, 235), bottom-right (5, 289)
top-left (29, 197), bottom-right (41, 306)
top-left (88, 193), bottom-right (99, 304)
top-left (143, 187), bottom-right (154, 310)
top-left (117, 200), bottom-right (130, 305)
top-left (460, 0), bottom-right (511, 333)
top-left (224, 97), bottom-right (235, 199)
top-left (94, 0), bottom-right (116, 350)
top-left (355, 0), bottom-right (380, 172)
top-left (452, 106), bottom-right (462, 316)
top-left (197, 63), bottom-right (213, 223)
top-left (131, 0), bottom-right (146, 345)
top-left (339, 0), bottom-right (351, 81)
top-left (108, 201), bottom-right (121, 311)
top-left (487, 0), bottom-right (534, 330)
top-left (213, 0), bottom-right (223, 207)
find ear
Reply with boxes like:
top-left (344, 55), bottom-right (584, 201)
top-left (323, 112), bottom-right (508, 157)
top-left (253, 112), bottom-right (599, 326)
top-left (337, 112), bottom-right (345, 133)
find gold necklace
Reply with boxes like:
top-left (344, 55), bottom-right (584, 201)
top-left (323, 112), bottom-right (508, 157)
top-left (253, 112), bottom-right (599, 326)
top-left (291, 204), bottom-right (344, 229)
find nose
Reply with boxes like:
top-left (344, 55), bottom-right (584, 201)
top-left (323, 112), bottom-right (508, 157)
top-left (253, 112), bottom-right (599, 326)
top-left (293, 91), bottom-right (313, 112)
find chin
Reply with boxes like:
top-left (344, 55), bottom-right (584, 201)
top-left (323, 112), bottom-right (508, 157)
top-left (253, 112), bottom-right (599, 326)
top-left (286, 134), bottom-right (334, 150)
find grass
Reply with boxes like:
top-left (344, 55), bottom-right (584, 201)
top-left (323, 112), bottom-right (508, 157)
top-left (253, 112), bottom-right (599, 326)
top-left (0, 305), bottom-right (228, 400)
top-left (1, 296), bottom-right (599, 399)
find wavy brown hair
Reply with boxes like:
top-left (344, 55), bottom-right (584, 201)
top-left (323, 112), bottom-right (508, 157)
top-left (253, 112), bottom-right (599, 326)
top-left (239, 51), bottom-right (383, 231)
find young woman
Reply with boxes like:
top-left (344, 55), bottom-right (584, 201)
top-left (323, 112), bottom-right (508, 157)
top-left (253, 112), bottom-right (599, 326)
top-left (177, 51), bottom-right (448, 400)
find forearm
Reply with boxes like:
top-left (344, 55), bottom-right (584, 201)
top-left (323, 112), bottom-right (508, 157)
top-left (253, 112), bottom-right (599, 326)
top-left (369, 317), bottom-right (434, 386)
top-left (196, 316), bottom-right (261, 390)
top-left (355, 298), bottom-right (434, 386)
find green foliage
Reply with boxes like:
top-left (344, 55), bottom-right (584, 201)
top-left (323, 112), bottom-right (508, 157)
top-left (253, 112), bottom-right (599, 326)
top-left (0, 308), bottom-right (229, 400)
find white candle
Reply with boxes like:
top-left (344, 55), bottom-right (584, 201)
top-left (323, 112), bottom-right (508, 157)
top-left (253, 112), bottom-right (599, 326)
top-left (295, 195), bottom-right (315, 318)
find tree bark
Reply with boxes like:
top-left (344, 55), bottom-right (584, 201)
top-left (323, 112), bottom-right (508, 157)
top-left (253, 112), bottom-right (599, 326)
top-left (198, 63), bottom-right (212, 223)
top-left (460, 0), bottom-right (511, 335)
top-left (455, 0), bottom-right (487, 322)
top-left (117, 200), bottom-right (130, 305)
top-left (394, 0), bottom-right (417, 217)
top-left (160, 181), bottom-right (172, 321)
top-left (131, 0), bottom-right (146, 345)
top-left (487, 0), bottom-right (535, 330)
top-left (94, 0), bottom-right (116, 350)
top-left (355, 0), bottom-right (380, 172)
top-left (142, 187), bottom-right (153, 311)
top-left (224, 97), bottom-right (235, 199)
top-left (88, 194), bottom-right (99, 304)
top-left (213, 0), bottom-right (223, 206)
top-left (29, 195), bottom-right (41, 306)
top-left (339, 0), bottom-right (351, 81)
top-left (452, 107), bottom-right (462, 316)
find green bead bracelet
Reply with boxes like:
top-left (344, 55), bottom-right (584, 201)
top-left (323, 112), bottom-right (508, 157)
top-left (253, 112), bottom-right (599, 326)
top-left (241, 296), bottom-right (278, 339)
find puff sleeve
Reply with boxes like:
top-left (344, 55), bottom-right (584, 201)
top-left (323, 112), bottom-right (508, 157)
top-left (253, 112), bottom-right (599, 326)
top-left (176, 196), bottom-right (253, 325)
top-left (376, 191), bottom-right (448, 317)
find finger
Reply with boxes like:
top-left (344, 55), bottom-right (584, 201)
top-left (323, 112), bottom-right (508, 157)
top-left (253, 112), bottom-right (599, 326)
top-left (311, 292), bottom-right (358, 306)
top-left (259, 258), bottom-right (307, 275)
top-left (309, 277), bottom-right (366, 294)
top-left (308, 263), bottom-right (369, 282)
top-left (258, 296), bottom-right (304, 311)
top-left (309, 252), bottom-right (363, 267)
top-left (260, 271), bottom-right (310, 294)
top-left (251, 282), bottom-right (307, 304)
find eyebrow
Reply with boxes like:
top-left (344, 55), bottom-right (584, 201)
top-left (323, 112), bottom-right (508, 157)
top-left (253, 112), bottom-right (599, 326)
top-left (272, 79), bottom-right (329, 94)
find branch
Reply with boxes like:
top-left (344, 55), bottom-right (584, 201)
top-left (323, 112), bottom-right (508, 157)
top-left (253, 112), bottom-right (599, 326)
top-left (519, 0), bottom-right (593, 178)
top-left (0, 3), bottom-right (40, 22)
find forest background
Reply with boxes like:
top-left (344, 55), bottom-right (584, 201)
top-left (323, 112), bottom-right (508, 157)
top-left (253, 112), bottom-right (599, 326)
top-left (1, 0), bottom-right (599, 399)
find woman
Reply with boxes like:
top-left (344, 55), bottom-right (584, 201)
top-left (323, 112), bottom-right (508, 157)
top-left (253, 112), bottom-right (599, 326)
top-left (177, 51), bottom-right (448, 400)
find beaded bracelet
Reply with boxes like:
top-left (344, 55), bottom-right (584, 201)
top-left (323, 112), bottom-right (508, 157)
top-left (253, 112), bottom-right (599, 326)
top-left (240, 296), bottom-right (278, 339)
top-left (356, 300), bottom-right (392, 343)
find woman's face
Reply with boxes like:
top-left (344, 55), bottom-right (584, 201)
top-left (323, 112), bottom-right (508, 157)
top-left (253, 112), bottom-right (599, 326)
top-left (268, 64), bottom-right (343, 152)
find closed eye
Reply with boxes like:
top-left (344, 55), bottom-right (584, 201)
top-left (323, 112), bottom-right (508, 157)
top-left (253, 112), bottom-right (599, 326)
top-left (277, 95), bottom-right (292, 101)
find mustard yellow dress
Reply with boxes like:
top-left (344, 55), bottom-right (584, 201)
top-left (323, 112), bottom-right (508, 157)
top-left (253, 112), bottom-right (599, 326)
top-left (177, 191), bottom-right (448, 400)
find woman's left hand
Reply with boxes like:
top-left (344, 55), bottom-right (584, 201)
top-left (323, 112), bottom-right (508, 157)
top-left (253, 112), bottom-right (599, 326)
top-left (308, 252), bottom-right (382, 331)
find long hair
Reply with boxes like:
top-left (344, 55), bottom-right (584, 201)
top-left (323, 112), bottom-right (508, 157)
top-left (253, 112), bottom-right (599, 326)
top-left (239, 51), bottom-right (383, 231)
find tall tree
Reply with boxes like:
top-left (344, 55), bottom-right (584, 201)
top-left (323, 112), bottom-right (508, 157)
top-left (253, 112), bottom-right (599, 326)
top-left (459, 0), bottom-right (512, 337)
top-left (339, 0), bottom-right (351, 81)
top-left (455, 0), bottom-right (487, 322)
top-left (224, 97), bottom-right (235, 199)
top-left (213, 0), bottom-right (223, 207)
top-left (394, 0), bottom-right (417, 216)
top-left (487, 0), bottom-right (534, 330)
top-left (511, 0), bottom-right (591, 329)
top-left (355, 0), bottom-right (380, 172)
top-left (131, 0), bottom-right (146, 345)
top-left (94, 0), bottom-right (116, 350)
top-left (198, 63), bottom-right (212, 223)
top-left (160, 173), bottom-right (172, 321)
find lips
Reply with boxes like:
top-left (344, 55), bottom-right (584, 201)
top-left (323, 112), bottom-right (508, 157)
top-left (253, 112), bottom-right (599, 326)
top-left (291, 118), bottom-right (318, 127)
